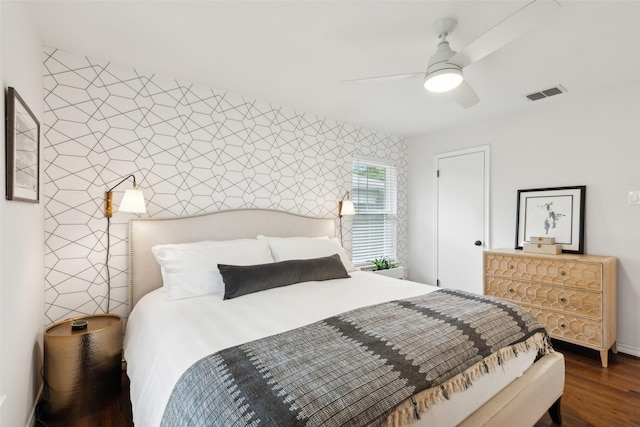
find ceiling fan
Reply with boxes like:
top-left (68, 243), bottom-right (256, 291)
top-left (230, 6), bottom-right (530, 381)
top-left (344, 0), bottom-right (561, 108)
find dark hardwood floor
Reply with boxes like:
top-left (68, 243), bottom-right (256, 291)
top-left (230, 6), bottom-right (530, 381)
top-left (38, 340), bottom-right (640, 427)
top-left (533, 341), bottom-right (640, 427)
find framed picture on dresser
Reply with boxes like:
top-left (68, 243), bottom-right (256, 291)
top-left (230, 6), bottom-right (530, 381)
top-left (5, 86), bottom-right (40, 203)
top-left (515, 185), bottom-right (586, 254)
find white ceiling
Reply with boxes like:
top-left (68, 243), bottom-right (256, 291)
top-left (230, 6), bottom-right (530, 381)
top-left (25, 0), bottom-right (640, 138)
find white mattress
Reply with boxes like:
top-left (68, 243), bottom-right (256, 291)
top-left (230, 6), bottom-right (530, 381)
top-left (124, 272), bottom-right (536, 427)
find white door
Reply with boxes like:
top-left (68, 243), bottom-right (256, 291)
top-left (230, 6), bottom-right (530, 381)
top-left (435, 146), bottom-right (489, 294)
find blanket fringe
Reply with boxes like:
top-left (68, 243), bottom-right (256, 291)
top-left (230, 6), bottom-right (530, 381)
top-left (381, 332), bottom-right (552, 427)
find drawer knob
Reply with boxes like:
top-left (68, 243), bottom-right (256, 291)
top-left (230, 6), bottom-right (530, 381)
top-left (508, 265), bottom-right (514, 269)
top-left (560, 297), bottom-right (567, 303)
top-left (560, 323), bottom-right (567, 328)
top-left (508, 288), bottom-right (514, 293)
top-left (560, 271), bottom-right (566, 276)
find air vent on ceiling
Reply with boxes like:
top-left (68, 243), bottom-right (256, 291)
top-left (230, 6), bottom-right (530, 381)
top-left (526, 85), bottom-right (566, 101)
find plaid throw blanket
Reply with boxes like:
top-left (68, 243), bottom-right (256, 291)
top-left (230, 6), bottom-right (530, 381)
top-left (161, 289), bottom-right (551, 427)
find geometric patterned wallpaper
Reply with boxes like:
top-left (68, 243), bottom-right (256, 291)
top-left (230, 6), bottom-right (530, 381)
top-left (42, 47), bottom-right (408, 327)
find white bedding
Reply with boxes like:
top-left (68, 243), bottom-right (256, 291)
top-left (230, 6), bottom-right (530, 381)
top-left (124, 272), bottom-right (537, 427)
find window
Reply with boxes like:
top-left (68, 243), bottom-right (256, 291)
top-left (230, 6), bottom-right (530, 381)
top-left (351, 159), bottom-right (397, 264)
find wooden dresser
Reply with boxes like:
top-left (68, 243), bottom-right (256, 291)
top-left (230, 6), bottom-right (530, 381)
top-left (484, 249), bottom-right (617, 367)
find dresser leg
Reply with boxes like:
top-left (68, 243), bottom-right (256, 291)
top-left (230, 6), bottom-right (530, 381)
top-left (611, 342), bottom-right (617, 354)
top-left (600, 350), bottom-right (608, 368)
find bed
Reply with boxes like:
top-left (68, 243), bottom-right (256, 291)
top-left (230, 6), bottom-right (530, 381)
top-left (123, 209), bottom-right (564, 427)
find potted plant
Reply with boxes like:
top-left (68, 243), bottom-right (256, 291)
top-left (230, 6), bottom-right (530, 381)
top-left (370, 257), bottom-right (398, 270)
top-left (369, 257), bottom-right (404, 279)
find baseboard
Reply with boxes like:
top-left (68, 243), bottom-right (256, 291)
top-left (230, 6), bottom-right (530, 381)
top-left (617, 342), bottom-right (640, 358)
top-left (26, 384), bottom-right (43, 427)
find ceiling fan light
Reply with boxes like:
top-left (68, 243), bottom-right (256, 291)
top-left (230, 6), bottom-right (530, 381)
top-left (424, 69), bottom-right (463, 93)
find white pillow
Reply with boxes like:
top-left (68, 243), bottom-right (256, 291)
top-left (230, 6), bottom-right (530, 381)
top-left (151, 239), bottom-right (274, 300)
top-left (260, 236), bottom-right (357, 272)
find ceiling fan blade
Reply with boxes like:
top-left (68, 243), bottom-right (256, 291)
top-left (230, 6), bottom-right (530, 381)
top-left (449, 0), bottom-right (561, 69)
top-left (341, 72), bottom-right (423, 84)
top-left (451, 81), bottom-right (479, 108)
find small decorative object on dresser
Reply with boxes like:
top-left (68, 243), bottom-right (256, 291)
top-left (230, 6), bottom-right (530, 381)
top-left (523, 236), bottom-right (562, 254)
top-left (43, 314), bottom-right (122, 419)
top-left (484, 249), bottom-right (616, 367)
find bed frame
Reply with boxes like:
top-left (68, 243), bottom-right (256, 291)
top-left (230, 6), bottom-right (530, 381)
top-left (127, 209), bottom-right (564, 427)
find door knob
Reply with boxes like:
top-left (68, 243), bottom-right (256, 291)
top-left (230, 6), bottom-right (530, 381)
top-left (474, 240), bottom-right (482, 246)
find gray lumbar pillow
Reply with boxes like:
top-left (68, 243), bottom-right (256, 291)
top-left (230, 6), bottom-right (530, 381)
top-left (219, 253), bottom-right (350, 300)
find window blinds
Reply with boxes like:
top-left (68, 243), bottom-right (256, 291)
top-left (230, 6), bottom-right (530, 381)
top-left (351, 159), bottom-right (397, 265)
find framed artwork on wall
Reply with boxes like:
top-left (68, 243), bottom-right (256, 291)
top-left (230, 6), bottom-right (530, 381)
top-left (515, 185), bottom-right (586, 254)
top-left (6, 87), bottom-right (40, 203)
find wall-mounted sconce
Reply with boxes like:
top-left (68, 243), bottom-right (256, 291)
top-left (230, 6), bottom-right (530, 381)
top-left (338, 191), bottom-right (356, 246)
top-left (104, 174), bottom-right (147, 313)
top-left (105, 175), bottom-right (147, 218)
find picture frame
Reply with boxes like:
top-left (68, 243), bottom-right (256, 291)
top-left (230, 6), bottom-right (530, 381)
top-left (515, 185), bottom-right (586, 254)
top-left (6, 87), bottom-right (40, 203)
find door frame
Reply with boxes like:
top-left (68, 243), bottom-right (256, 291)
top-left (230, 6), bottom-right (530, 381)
top-left (433, 145), bottom-right (490, 286)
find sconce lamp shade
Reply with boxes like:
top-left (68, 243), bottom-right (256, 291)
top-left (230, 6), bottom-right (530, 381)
top-left (118, 188), bottom-right (147, 214)
top-left (338, 191), bottom-right (356, 218)
top-left (339, 199), bottom-right (356, 217)
top-left (338, 191), bottom-right (356, 246)
top-left (104, 174), bottom-right (147, 218)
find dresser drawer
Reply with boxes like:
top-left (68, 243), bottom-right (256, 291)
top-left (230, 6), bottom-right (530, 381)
top-left (485, 277), bottom-right (602, 319)
top-left (484, 254), bottom-right (602, 291)
top-left (526, 306), bottom-right (603, 348)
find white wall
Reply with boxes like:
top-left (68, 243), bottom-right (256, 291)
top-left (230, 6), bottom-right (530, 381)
top-left (0, 3), bottom-right (45, 427)
top-left (407, 84), bottom-right (640, 356)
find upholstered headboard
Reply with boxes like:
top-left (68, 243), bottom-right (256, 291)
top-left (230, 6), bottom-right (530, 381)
top-left (128, 209), bottom-right (336, 311)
